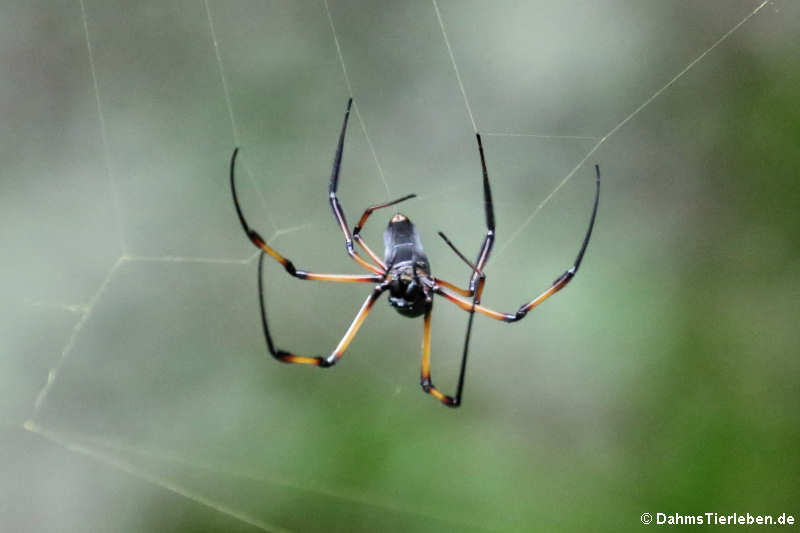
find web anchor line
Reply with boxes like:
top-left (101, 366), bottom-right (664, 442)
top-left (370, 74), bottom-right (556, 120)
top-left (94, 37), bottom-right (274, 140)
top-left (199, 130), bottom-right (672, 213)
top-left (23, 422), bottom-right (284, 533)
top-left (25, 219), bottom-right (315, 422)
top-left (491, 0), bottom-right (771, 258)
top-left (484, 132), bottom-right (600, 141)
top-left (203, 0), bottom-right (275, 232)
top-left (430, 0), bottom-right (769, 258)
top-left (324, 0), bottom-right (391, 200)
top-left (28, 256), bottom-right (124, 422)
top-left (79, 0), bottom-right (126, 254)
top-left (432, 0), bottom-right (478, 133)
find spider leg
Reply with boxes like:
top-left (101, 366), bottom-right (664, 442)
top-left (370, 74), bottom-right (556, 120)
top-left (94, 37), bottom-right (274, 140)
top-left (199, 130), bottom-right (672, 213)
top-left (257, 252), bottom-right (388, 367)
top-left (437, 165), bottom-right (601, 322)
top-left (419, 300), bottom-right (476, 408)
top-left (418, 233), bottom-right (485, 408)
top-left (419, 305), bottom-right (451, 405)
top-left (434, 134), bottom-right (495, 296)
top-left (432, 278), bottom-right (473, 297)
top-left (328, 98), bottom-right (386, 275)
top-left (470, 133), bottom-right (496, 291)
top-left (230, 148), bottom-right (383, 283)
top-left (434, 231), bottom-right (486, 298)
top-left (352, 193), bottom-right (417, 269)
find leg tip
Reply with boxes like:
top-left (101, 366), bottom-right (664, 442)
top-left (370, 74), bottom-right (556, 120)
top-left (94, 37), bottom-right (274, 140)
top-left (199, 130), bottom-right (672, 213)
top-left (318, 357), bottom-right (336, 368)
top-left (442, 397), bottom-right (461, 408)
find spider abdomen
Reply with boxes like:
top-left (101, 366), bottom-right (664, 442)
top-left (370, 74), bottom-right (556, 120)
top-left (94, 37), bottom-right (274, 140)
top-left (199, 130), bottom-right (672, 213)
top-left (383, 214), bottom-right (427, 265)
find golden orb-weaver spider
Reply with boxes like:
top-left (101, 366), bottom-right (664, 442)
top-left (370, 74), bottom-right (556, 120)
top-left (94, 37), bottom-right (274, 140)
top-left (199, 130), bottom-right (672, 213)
top-left (231, 98), bottom-right (600, 407)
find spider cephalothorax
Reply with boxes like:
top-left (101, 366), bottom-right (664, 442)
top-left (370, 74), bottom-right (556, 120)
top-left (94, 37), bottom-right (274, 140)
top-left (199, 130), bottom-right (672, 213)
top-left (386, 272), bottom-right (430, 317)
top-left (230, 98), bottom-right (600, 408)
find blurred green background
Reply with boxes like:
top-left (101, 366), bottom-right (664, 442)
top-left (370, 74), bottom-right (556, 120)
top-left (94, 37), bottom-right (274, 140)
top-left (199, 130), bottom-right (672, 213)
top-left (1, 1), bottom-right (798, 531)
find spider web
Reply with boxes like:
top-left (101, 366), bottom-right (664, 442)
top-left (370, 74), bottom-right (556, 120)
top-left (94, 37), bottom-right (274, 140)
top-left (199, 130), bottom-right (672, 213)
top-left (4, 1), bottom-right (783, 531)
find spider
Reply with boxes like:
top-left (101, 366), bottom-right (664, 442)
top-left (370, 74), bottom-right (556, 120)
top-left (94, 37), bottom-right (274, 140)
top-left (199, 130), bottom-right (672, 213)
top-left (230, 98), bottom-right (600, 408)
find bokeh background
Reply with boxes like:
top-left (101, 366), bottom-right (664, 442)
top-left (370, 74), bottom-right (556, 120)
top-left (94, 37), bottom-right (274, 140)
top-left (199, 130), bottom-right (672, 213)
top-left (1, 1), bottom-right (798, 531)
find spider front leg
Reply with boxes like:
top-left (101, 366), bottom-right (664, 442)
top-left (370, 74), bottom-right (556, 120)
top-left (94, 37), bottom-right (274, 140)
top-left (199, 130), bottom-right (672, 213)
top-left (257, 252), bottom-right (389, 367)
top-left (469, 133), bottom-right (496, 292)
top-left (327, 98), bottom-right (386, 275)
top-left (432, 133), bottom-right (495, 298)
top-left (231, 148), bottom-right (383, 283)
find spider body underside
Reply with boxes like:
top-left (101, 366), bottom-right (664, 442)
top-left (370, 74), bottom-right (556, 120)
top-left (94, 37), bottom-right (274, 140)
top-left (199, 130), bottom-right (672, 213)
top-left (230, 98), bottom-right (600, 408)
top-left (383, 214), bottom-right (432, 318)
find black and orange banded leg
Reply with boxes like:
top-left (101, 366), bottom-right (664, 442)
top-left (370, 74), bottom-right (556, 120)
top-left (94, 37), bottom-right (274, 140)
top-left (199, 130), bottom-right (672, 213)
top-left (257, 252), bottom-right (388, 367)
top-left (419, 134), bottom-right (495, 408)
top-left (437, 165), bottom-right (601, 323)
top-left (328, 98), bottom-right (386, 275)
top-left (352, 193), bottom-right (417, 269)
top-left (424, 230), bottom-right (488, 408)
top-left (469, 133), bottom-right (496, 292)
top-left (419, 304), bottom-right (472, 408)
top-left (432, 278), bottom-right (473, 297)
top-left (434, 135), bottom-right (496, 295)
top-left (230, 148), bottom-right (383, 283)
top-left (419, 306), bottom-right (453, 405)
